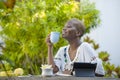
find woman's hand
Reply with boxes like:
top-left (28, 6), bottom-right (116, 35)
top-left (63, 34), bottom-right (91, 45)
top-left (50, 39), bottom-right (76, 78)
top-left (62, 70), bottom-right (72, 75)
top-left (46, 34), bottom-right (53, 47)
top-left (46, 34), bottom-right (59, 73)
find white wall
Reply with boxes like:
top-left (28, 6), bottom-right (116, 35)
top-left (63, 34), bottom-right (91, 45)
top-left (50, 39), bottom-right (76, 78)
top-left (88, 0), bottom-right (120, 66)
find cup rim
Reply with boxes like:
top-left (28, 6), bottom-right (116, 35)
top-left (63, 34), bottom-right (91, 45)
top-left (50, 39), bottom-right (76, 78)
top-left (51, 32), bottom-right (60, 34)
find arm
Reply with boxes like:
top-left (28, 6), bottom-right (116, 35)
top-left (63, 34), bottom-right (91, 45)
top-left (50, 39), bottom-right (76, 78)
top-left (84, 42), bottom-right (105, 76)
top-left (46, 34), bottom-right (59, 73)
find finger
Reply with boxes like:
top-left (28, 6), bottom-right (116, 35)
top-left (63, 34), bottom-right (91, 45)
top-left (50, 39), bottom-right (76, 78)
top-left (46, 34), bottom-right (50, 41)
top-left (48, 34), bottom-right (50, 37)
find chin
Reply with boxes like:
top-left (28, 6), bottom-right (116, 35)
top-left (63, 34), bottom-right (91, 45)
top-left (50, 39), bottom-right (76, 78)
top-left (62, 35), bottom-right (68, 39)
top-left (62, 35), bottom-right (64, 37)
top-left (62, 36), bottom-right (65, 38)
top-left (62, 36), bottom-right (66, 39)
top-left (62, 37), bottom-right (67, 40)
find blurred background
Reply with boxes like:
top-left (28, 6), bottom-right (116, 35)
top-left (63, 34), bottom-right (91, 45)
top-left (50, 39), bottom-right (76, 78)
top-left (88, 0), bottom-right (120, 66)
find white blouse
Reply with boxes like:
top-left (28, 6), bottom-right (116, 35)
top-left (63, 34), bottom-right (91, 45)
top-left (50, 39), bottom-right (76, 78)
top-left (54, 42), bottom-right (105, 75)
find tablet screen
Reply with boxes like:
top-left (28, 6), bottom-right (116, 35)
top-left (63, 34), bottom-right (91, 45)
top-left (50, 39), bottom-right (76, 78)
top-left (73, 62), bottom-right (97, 70)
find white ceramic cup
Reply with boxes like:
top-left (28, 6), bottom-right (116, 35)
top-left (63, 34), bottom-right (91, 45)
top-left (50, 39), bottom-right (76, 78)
top-left (50, 32), bottom-right (60, 44)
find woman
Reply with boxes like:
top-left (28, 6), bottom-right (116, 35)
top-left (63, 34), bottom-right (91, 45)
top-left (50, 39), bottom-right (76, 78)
top-left (46, 18), bottom-right (105, 76)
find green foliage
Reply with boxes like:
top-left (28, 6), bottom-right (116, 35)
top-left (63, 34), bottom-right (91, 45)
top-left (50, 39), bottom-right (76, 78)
top-left (0, 1), bottom-right (6, 9)
top-left (80, 0), bottom-right (100, 32)
top-left (83, 36), bottom-right (99, 50)
top-left (103, 62), bottom-right (116, 77)
top-left (114, 66), bottom-right (120, 78)
top-left (0, 0), bottom-right (100, 75)
top-left (99, 51), bottom-right (109, 62)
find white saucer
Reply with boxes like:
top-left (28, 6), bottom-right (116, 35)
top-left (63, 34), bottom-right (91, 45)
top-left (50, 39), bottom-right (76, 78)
top-left (55, 73), bottom-right (72, 76)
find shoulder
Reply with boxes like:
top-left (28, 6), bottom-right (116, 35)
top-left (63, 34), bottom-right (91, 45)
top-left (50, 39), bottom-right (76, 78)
top-left (59, 46), bottom-right (68, 51)
top-left (57, 45), bottom-right (68, 53)
top-left (55, 45), bottom-right (68, 57)
top-left (80, 42), bottom-right (95, 53)
top-left (81, 42), bottom-right (92, 48)
top-left (60, 46), bottom-right (68, 49)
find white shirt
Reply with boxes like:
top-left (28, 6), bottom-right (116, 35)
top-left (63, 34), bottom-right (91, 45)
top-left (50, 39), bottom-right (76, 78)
top-left (54, 42), bottom-right (105, 75)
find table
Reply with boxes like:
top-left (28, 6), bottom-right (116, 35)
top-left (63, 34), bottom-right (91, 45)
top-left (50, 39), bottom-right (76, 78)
top-left (0, 76), bottom-right (119, 80)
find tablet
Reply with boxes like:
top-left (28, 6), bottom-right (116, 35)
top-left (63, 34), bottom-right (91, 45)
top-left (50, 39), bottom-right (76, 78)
top-left (73, 62), bottom-right (97, 77)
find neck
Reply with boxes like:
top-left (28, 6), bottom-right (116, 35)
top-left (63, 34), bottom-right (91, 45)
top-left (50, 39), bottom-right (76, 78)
top-left (68, 38), bottom-right (81, 50)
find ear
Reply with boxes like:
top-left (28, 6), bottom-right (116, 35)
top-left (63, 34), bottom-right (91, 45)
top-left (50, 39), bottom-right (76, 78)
top-left (76, 31), bottom-right (81, 37)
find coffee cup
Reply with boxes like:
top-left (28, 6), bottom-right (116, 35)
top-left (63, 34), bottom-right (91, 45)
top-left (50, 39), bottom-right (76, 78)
top-left (41, 68), bottom-right (53, 77)
top-left (50, 32), bottom-right (60, 44)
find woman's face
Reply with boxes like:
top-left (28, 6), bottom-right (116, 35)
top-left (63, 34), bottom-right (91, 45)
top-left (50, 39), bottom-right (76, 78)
top-left (62, 22), bottom-right (78, 40)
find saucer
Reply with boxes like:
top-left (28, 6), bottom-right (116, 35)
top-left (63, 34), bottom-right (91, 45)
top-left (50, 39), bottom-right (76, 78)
top-left (55, 73), bottom-right (72, 76)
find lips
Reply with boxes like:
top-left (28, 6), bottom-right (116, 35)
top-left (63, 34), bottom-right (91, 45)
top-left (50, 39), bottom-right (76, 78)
top-left (62, 31), bottom-right (65, 34)
top-left (62, 32), bottom-right (65, 35)
top-left (62, 32), bottom-right (66, 37)
top-left (62, 32), bottom-right (66, 36)
top-left (62, 33), bottom-right (64, 35)
top-left (62, 31), bottom-right (68, 38)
